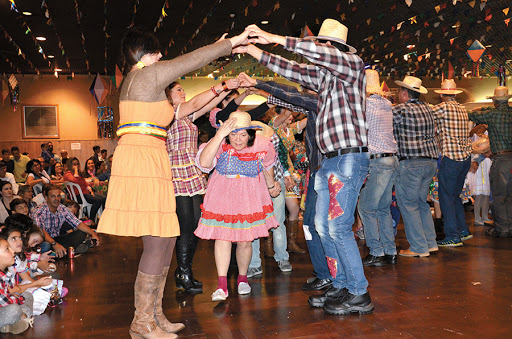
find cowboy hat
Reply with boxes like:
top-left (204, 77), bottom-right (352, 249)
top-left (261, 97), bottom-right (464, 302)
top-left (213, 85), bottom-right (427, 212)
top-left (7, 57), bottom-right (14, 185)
top-left (486, 86), bottom-right (512, 100)
top-left (304, 19), bottom-right (357, 54)
top-left (394, 75), bottom-right (428, 94)
top-left (252, 121), bottom-right (274, 138)
top-left (472, 135), bottom-right (490, 154)
top-left (434, 79), bottom-right (463, 95)
top-left (366, 69), bottom-right (384, 95)
top-left (229, 111), bottom-right (263, 132)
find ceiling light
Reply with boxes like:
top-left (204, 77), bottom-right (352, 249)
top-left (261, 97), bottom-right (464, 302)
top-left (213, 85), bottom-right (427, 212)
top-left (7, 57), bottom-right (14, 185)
top-left (407, 44), bottom-right (415, 49)
top-left (213, 70), bottom-right (220, 73)
top-left (54, 68), bottom-right (62, 72)
top-left (48, 55), bottom-right (55, 58)
top-left (36, 36), bottom-right (46, 41)
top-left (261, 21), bottom-right (269, 25)
top-left (374, 59), bottom-right (380, 62)
top-left (22, 11), bottom-right (32, 16)
top-left (485, 45), bottom-right (492, 48)
top-left (54, 71), bottom-right (58, 78)
top-left (230, 13), bottom-right (235, 18)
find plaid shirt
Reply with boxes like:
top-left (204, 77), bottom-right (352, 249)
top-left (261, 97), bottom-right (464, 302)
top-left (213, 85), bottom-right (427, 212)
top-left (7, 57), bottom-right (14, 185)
top-left (392, 98), bottom-right (439, 158)
top-left (366, 95), bottom-right (397, 155)
top-left (166, 116), bottom-right (207, 196)
top-left (468, 104), bottom-right (512, 153)
top-left (259, 37), bottom-right (367, 153)
top-left (270, 133), bottom-right (286, 181)
top-left (0, 270), bottom-right (24, 307)
top-left (432, 98), bottom-right (472, 161)
top-left (33, 202), bottom-right (81, 238)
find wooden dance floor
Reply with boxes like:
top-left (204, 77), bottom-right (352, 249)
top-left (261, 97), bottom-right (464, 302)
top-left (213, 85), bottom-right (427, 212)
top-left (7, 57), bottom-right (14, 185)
top-left (7, 212), bottom-right (512, 338)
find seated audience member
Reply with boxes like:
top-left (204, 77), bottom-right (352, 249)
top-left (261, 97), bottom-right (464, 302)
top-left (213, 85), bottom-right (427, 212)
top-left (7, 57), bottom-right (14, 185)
top-left (1, 150), bottom-right (15, 174)
top-left (63, 199), bottom-right (95, 229)
top-left (46, 142), bottom-right (61, 164)
top-left (50, 162), bottom-right (64, 181)
top-left (32, 185), bottom-right (100, 258)
top-left (100, 149), bottom-right (107, 163)
top-left (95, 161), bottom-right (107, 176)
top-left (1, 181), bottom-right (19, 224)
top-left (40, 143), bottom-right (51, 165)
top-left (97, 155), bottom-right (113, 181)
top-left (10, 147), bottom-right (30, 184)
top-left (0, 237), bottom-right (34, 335)
top-left (60, 150), bottom-right (69, 167)
top-left (83, 159), bottom-right (98, 184)
top-left (0, 161), bottom-right (19, 195)
top-left (25, 159), bottom-right (52, 195)
top-left (45, 157), bottom-right (57, 176)
top-left (91, 145), bottom-right (101, 165)
top-left (17, 185), bottom-right (39, 215)
top-left (9, 199), bottom-right (29, 216)
top-left (63, 158), bottom-right (106, 221)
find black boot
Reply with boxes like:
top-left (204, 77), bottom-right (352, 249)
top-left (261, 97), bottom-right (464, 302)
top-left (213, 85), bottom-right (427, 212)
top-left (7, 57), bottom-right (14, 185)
top-left (175, 239), bottom-right (202, 294)
top-left (323, 292), bottom-right (374, 315)
top-left (188, 236), bottom-right (202, 287)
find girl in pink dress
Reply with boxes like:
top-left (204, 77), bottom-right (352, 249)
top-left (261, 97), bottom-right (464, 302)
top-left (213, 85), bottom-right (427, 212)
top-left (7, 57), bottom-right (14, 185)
top-left (194, 112), bottom-right (280, 301)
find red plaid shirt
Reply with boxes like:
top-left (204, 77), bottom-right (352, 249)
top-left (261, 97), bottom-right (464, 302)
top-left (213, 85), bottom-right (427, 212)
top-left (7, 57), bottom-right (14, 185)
top-left (259, 37), bottom-right (367, 153)
top-left (0, 270), bottom-right (24, 307)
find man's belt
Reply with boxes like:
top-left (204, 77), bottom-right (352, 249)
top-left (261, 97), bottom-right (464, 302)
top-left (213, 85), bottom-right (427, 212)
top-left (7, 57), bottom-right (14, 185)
top-left (325, 147), bottom-right (368, 159)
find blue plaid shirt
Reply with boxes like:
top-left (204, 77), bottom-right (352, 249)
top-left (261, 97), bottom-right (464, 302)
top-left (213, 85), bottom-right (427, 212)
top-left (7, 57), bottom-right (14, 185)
top-left (33, 202), bottom-right (81, 238)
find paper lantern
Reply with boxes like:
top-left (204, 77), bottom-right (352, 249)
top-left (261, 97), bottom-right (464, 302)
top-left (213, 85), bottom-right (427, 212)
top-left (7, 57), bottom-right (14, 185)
top-left (89, 74), bottom-right (108, 105)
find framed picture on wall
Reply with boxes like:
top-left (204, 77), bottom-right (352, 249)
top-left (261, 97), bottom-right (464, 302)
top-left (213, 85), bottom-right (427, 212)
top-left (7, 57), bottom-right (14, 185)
top-left (22, 105), bottom-right (59, 139)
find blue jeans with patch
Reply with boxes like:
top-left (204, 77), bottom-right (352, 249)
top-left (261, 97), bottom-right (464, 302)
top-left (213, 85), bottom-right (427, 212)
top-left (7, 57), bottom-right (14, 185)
top-left (358, 156), bottom-right (399, 256)
top-left (438, 156), bottom-right (471, 240)
top-left (395, 159), bottom-right (438, 253)
top-left (314, 152), bottom-right (369, 295)
top-left (250, 178), bottom-right (289, 268)
top-left (303, 170), bottom-right (330, 280)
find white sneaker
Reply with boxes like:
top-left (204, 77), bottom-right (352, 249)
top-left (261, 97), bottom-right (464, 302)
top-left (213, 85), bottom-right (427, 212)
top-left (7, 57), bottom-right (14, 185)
top-left (237, 282), bottom-right (251, 295)
top-left (211, 288), bottom-right (228, 301)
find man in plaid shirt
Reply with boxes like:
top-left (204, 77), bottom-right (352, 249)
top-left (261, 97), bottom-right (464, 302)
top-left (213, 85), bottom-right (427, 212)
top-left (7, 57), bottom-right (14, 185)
top-left (240, 19), bottom-right (373, 315)
top-left (392, 76), bottom-right (439, 258)
top-left (468, 86), bottom-right (512, 237)
top-left (33, 185), bottom-right (100, 258)
top-left (432, 79), bottom-right (472, 247)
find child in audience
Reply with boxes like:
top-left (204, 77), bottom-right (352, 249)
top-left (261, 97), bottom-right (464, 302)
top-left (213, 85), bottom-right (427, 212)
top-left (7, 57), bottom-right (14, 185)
top-left (9, 199), bottom-right (29, 216)
top-left (63, 199), bottom-right (95, 229)
top-left (17, 185), bottom-right (39, 214)
top-left (0, 237), bottom-right (34, 334)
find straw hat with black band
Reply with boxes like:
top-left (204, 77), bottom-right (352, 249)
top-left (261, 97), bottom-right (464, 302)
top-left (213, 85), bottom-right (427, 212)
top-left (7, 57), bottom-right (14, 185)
top-left (304, 18), bottom-right (357, 54)
top-left (366, 69), bottom-right (384, 96)
top-left (394, 75), bottom-right (428, 94)
top-left (434, 79), bottom-right (463, 95)
top-left (486, 86), bottom-right (512, 100)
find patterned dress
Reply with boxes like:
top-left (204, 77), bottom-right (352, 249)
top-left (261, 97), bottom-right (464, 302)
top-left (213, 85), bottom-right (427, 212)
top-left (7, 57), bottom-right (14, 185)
top-left (194, 136), bottom-right (279, 242)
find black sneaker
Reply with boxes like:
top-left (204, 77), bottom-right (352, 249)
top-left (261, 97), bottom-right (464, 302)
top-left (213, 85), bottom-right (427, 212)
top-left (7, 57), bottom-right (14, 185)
top-left (302, 278), bottom-right (332, 291)
top-left (384, 254), bottom-right (398, 265)
top-left (75, 239), bottom-right (93, 255)
top-left (308, 286), bottom-right (348, 308)
top-left (362, 254), bottom-right (386, 267)
top-left (323, 292), bottom-right (374, 315)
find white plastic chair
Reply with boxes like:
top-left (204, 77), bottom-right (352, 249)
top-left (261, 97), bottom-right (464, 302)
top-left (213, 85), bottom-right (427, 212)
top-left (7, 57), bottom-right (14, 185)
top-left (63, 182), bottom-right (93, 219)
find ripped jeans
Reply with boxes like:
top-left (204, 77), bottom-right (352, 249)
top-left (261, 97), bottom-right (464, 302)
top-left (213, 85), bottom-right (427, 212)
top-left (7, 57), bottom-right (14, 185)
top-left (314, 152), bottom-right (369, 295)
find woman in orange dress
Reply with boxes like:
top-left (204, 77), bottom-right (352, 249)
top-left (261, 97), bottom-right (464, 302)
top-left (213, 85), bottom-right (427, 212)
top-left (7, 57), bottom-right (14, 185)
top-left (96, 28), bottom-right (251, 339)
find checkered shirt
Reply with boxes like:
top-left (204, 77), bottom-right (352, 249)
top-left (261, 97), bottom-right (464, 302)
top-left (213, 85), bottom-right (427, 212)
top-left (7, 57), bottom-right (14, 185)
top-left (0, 270), bottom-right (24, 307)
top-left (33, 202), bottom-right (81, 238)
top-left (468, 104), bottom-right (512, 154)
top-left (366, 94), bottom-right (397, 155)
top-left (392, 98), bottom-right (439, 158)
top-left (270, 133), bottom-right (286, 181)
top-left (432, 98), bottom-right (472, 160)
top-left (260, 37), bottom-right (367, 153)
top-left (166, 117), bottom-right (207, 196)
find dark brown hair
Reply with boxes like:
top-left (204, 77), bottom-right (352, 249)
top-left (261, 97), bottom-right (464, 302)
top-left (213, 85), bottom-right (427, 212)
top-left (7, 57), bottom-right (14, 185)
top-left (121, 28), bottom-right (161, 70)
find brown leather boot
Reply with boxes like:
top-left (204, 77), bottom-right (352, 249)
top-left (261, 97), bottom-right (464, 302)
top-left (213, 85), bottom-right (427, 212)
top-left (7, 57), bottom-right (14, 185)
top-left (154, 267), bottom-right (185, 333)
top-left (129, 271), bottom-right (178, 339)
top-left (287, 220), bottom-right (306, 254)
top-left (263, 232), bottom-right (275, 257)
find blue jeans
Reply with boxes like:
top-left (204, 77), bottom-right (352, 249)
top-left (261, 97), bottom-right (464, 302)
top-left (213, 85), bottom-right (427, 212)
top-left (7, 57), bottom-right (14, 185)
top-left (250, 179), bottom-right (289, 267)
top-left (302, 170), bottom-right (330, 280)
top-left (395, 159), bottom-right (438, 253)
top-left (358, 156), bottom-right (398, 256)
top-left (437, 156), bottom-right (471, 240)
top-left (314, 152), bottom-right (369, 295)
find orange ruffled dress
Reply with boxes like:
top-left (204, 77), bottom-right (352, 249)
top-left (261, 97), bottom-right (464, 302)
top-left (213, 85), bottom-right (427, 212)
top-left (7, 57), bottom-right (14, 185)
top-left (97, 100), bottom-right (180, 237)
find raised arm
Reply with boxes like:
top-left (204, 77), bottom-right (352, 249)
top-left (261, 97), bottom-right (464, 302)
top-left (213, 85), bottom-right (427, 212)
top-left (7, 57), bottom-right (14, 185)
top-left (199, 118), bottom-right (238, 168)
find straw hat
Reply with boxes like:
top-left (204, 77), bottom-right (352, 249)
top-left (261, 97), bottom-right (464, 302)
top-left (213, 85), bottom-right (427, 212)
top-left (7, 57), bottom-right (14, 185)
top-left (434, 79), bottom-right (463, 95)
top-left (472, 135), bottom-right (490, 154)
top-left (229, 111), bottom-right (263, 131)
top-left (304, 19), bottom-right (357, 54)
top-left (394, 75), bottom-right (428, 94)
top-left (486, 86), bottom-right (512, 100)
top-left (366, 69), bottom-right (383, 95)
top-left (252, 121), bottom-right (274, 138)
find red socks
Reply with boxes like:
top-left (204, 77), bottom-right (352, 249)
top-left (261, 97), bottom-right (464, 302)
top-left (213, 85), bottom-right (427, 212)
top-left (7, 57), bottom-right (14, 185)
top-left (218, 276), bottom-right (228, 294)
top-left (237, 275), bottom-right (248, 285)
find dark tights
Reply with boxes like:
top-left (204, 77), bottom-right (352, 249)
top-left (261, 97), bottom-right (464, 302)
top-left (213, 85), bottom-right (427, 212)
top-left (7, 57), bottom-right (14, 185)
top-left (138, 236), bottom-right (176, 275)
top-left (175, 195), bottom-right (203, 265)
